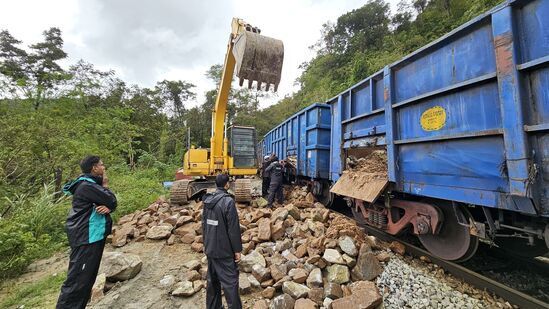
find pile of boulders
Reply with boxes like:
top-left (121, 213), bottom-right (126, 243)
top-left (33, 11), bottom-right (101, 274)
top-left (107, 186), bottom-right (403, 309)
top-left (234, 197), bottom-right (388, 309)
top-left (160, 259), bottom-right (207, 298)
top-left (108, 196), bottom-right (205, 253)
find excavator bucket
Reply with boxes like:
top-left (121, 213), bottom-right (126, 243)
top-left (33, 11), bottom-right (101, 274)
top-left (232, 31), bottom-right (284, 92)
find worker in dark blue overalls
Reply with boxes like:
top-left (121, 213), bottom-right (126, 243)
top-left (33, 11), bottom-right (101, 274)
top-left (265, 156), bottom-right (285, 208)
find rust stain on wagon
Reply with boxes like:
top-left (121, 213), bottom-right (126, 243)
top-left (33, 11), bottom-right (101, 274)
top-left (494, 32), bottom-right (514, 77)
top-left (384, 87), bottom-right (389, 102)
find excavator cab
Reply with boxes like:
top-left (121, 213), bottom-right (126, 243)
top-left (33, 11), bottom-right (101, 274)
top-left (171, 18), bottom-right (283, 205)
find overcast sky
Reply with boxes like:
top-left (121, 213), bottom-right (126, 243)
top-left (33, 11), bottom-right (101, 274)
top-left (0, 0), bottom-right (399, 108)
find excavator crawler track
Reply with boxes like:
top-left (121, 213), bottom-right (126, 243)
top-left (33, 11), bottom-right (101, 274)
top-left (170, 179), bottom-right (190, 205)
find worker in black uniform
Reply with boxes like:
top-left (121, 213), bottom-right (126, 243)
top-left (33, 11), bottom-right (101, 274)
top-left (261, 155), bottom-right (272, 197)
top-left (56, 155), bottom-right (117, 309)
top-left (202, 174), bottom-right (243, 309)
top-left (265, 156), bottom-right (285, 208)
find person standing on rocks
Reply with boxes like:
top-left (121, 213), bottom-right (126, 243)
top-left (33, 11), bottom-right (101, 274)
top-left (261, 155), bottom-right (272, 197)
top-left (265, 156), bottom-right (285, 208)
top-left (202, 173), bottom-right (243, 309)
top-left (56, 155), bottom-right (117, 309)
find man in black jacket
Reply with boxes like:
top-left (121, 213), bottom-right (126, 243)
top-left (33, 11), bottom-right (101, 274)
top-left (261, 155), bottom-right (272, 197)
top-left (202, 174), bottom-right (243, 309)
top-left (265, 157), bottom-right (284, 208)
top-left (56, 155), bottom-right (117, 309)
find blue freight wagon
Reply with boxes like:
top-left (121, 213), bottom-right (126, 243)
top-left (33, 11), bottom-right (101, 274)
top-left (327, 0), bottom-right (549, 261)
top-left (261, 103), bottom-right (332, 203)
top-left (263, 0), bottom-right (549, 261)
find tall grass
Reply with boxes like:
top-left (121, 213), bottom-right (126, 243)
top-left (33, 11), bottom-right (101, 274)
top-left (0, 185), bottom-right (68, 280)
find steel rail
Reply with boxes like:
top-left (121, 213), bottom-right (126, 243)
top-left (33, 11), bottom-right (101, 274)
top-left (360, 224), bottom-right (549, 309)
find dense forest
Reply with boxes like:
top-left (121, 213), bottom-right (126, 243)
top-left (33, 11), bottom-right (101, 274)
top-left (0, 0), bottom-right (501, 281)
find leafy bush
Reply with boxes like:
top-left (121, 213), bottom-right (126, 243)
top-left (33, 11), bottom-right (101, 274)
top-left (0, 185), bottom-right (68, 280)
top-left (101, 164), bottom-right (173, 221)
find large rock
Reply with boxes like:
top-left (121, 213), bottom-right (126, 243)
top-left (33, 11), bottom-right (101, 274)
top-left (308, 287), bottom-right (325, 305)
top-left (183, 260), bottom-right (201, 271)
top-left (146, 225), bottom-right (172, 240)
top-left (90, 273), bottom-right (106, 304)
top-left (323, 249), bottom-right (345, 265)
top-left (338, 236), bottom-right (358, 257)
top-left (248, 274), bottom-right (261, 289)
top-left (112, 224), bottom-right (134, 247)
top-left (342, 254), bottom-right (356, 268)
top-left (176, 215), bottom-right (193, 227)
top-left (253, 299), bottom-right (269, 309)
top-left (239, 274), bottom-right (252, 294)
top-left (305, 192), bottom-right (315, 203)
top-left (294, 298), bottom-right (318, 309)
top-left (252, 264), bottom-right (271, 282)
top-left (262, 286), bottom-right (276, 299)
top-left (389, 241), bottom-right (405, 255)
top-left (284, 204), bottom-right (300, 220)
top-left (100, 252), bottom-right (142, 281)
top-left (271, 221), bottom-right (285, 240)
top-left (174, 223), bottom-right (199, 237)
top-left (289, 268), bottom-right (308, 284)
top-left (324, 282), bottom-right (343, 299)
top-left (258, 218), bottom-right (272, 241)
top-left (240, 250), bottom-right (266, 272)
top-left (331, 281), bottom-right (382, 309)
top-left (172, 280), bottom-right (195, 297)
top-left (271, 208), bottom-right (289, 222)
top-left (306, 268), bottom-right (323, 288)
top-left (351, 251), bottom-right (383, 281)
top-left (282, 281), bottom-right (310, 299)
top-left (269, 293), bottom-right (295, 309)
top-left (254, 197), bottom-right (269, 208)
top-left (326, 264), bottom-right (350, 284)
top-left (159, 274), bottom-right (176, 289)
top-left (270, 263), bottom-right (287, 281)
top-left (376, 251), bottom-right (391, 262)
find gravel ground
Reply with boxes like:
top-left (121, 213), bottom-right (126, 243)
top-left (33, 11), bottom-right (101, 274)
top-left (376, 252), bottom-right (515, 309)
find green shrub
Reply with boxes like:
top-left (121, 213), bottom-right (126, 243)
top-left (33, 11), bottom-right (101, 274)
top-left (101, 164), bottom-right (174, 220)
top-left (0, 185), bottom-right (68, 280)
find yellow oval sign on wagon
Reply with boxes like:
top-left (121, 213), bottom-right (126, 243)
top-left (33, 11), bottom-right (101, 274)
top-left (420, 106), bottom-right (446, 131)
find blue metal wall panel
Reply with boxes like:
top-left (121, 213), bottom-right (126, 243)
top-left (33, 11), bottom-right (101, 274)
top-left (396, 83), bottom-right (501, 141)
top-left (343, 113), bottom-right (386, 141)
top-left (398, 137), bottom-right (508, 193)
top-left (351, 83), bottom-right (371, 117)
top-left (518, 0), bottom-right (549, 63)
top-left (528, 67), bottom-right (549, 126)
top-left (393, 24), bottom-right (496, 103)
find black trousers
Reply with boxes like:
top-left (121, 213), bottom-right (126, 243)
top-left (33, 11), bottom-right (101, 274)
top-left (56, 240), bottom-right (105, 309)
top-left (261, 177), bottom-right (270, 197)
top-left (267, 182), bottom-right (283, 207)
top-left (207, 257), bottom-right (242, 309)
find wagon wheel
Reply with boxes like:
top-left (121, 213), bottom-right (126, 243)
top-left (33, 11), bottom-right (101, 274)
top-left (170, 180), bottom-right (190, 205)
top-left (419, 203), bottom-right (478, 262)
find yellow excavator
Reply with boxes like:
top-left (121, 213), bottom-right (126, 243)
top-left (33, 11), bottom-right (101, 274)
top-left (170, 18), bottom-right (284, 204)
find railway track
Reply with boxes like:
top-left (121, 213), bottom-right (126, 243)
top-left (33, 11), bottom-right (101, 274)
top-left (359, 223), bottom-right (549, 309)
